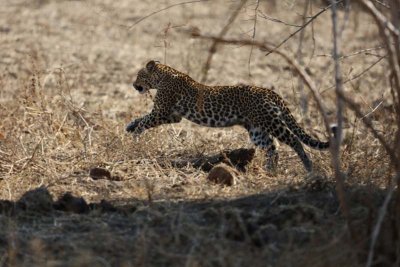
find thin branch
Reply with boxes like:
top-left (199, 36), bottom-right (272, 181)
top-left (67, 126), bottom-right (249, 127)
top-left (337, 90), bottom-right (397, 165)
top-left (201, 0), bottom-right (247, 82)
top-left (332, 0), bottom-right (344, 147)
top-left (358, 0), bottom-right (399, 36)
top-left (372, 0), bottom-right (390, 8)
top-left (296, 0), bottom-right (311, 121)
top-left (331, 0), bottom-right (353, 242)
top-left (344, 55), bottom-right (386, 82)
top-left (248, 0), bottom-right (260, 77)
top-left (308, 2), bottom-right (316, 65)
top-left (265, 0), bottom-right (343, 57)
top-left (257, 10), bottom-right (302, 27)
top-left (322, 54), bottom-right (386, 93)
top-left (317, 45), bottom-right (386, 59)
top-left (127, 0), bottom-right (209, 30)
top-left (358, 0), bottom-right (400, 135)
top-left (338, 0), bottom-right (351, 39)
top-left (361, 99), bottom-right (384, 119)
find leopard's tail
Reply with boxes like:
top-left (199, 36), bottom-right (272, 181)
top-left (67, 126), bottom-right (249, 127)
top-left (280, 106), bottom-right (334, 150)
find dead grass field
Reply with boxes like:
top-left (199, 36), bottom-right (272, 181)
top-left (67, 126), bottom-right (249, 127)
top-left (0, 0), bottom-right (398, 266)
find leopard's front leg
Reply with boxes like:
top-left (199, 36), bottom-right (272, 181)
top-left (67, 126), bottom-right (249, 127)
top-left (126, 111), bottom-right (182, 135)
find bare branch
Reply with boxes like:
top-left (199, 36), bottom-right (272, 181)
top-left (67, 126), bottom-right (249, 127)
top-left (372, 0), bottom-right (391, 8)
top-left (357, 0), bottom-right (400, 154)
top-left (337, 90), bottom-right (397, 165)
top-left (317, 45), bottom-right (386, 59)
top-left (332, 0), bottom-right (344, 147)
top-left (257, 10), bottom-right (302, 28)
top-left (359, 0), bottom-right (399, 36)
top-left (361, 99), bottom-right (384, 119)
top-left (127, 0), bottom-right (209, 30)
top-left (322, 54), bottom-right (386, 93)
top-left (330, 0), bottom-right (353, 243)
top-left (296, 0), bottom-right (311, 121)
top-left (265, 1), bottom-right (343, 57)
top-left (248, 0), bottom-right (261, 77)
top-left (201, 0), bottom-right (247, 82)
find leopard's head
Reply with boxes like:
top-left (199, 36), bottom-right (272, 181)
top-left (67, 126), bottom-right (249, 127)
top-left (133, 60), bottom-right (163, 94)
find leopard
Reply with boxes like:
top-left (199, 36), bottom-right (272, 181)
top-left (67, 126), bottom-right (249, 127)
top-left (126, 60), bottom-right (332, 172)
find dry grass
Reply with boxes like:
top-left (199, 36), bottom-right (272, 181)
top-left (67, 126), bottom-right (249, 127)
top-left (0, 0), bottom-right (398, 266)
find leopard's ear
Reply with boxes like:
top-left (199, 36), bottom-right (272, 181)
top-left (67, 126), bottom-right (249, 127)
top-left (146, 60), bottom-right (157, 73)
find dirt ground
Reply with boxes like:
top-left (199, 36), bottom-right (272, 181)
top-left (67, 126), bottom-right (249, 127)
top-left (0, 0), bottom-right (397, 266)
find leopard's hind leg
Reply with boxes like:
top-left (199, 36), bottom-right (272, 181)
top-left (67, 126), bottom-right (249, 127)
top-left (269, 125), bottom-right (313, 172)
top-left (248, 127), bottom-right (279, 171)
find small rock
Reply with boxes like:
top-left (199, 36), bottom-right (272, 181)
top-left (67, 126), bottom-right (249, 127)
top-left (89, 167), bottom-right (111, 180)
top-left (206, 163), bottom-right (236, 186)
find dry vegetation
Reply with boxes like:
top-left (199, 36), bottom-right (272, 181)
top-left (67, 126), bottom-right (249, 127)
top-left (0, 0), bottom-right (399, 266)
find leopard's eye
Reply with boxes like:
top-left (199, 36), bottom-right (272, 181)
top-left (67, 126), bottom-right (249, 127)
top-left (134, 84), bottom-right (144, 92)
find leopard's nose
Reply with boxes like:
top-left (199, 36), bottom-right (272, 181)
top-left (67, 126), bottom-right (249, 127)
top-left (133, 84), bottom-right (144, 92)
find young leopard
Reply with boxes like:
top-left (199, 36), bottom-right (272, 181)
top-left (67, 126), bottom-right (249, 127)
top-left (126, 60), bottom-right (330, 172)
